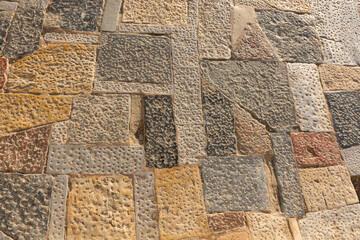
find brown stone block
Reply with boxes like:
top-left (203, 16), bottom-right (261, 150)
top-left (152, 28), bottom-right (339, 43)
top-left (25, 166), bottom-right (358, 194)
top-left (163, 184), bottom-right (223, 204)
top-left (208, 211), bottom-right (246, 232)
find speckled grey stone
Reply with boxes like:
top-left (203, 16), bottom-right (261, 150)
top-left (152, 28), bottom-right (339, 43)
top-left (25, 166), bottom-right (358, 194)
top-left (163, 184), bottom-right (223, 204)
top-left (0, 11), bottom-right (14, 54)
top-left (341, 146), bottom-right (360, 176)
top-left (0, 1), bottom-right (17, 11)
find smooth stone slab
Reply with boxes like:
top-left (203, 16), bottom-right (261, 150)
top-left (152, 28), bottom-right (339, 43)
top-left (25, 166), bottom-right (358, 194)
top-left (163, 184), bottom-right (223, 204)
top-left (177, 124), bottom-right (206, 165)
top-left (101, 0), bottom-right (122, 31)
top-left (341, 146), bottom-right (360, 176)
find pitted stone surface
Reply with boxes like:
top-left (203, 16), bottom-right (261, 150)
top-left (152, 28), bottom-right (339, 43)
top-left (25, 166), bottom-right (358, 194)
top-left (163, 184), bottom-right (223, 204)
top-left (0, 1), bottom-right (17, 11)
top-left (0, 11), bottom-right (13, 54)
top-left (144, 95), bottom-right (178, 168)
top-left (256, 11), bottom-right (322, 63)
top-left (50, 121), bottom-right (69, 145)
top-left (200, 60), bottom-right (297, 132)
top-left (135, 172), bottom-right (159, 240)
top-left (200, 156), bottom-right (270, 212)
top-left (66, 175), bottom-right (135, 239)
top-left (298, 165), bottom-right (358, 212)
top-left (96, 34), bottom-right (172, 84)
top-left (287, 63), bottom-right (332, 132)
top-left (263, 0), bottom-right (310, 13)
top-left (0, 58), bottom-right (7, 90)
top-left (171, 28), bottom-right (198, 68)
top-left (299, 204), bottom-right (360, 240)
top-left (44, 32), bottom-right (100, 43)
top-left (177, 125), bottom-right (206, 165)
top-left (319, 64), bottom-right (360, 91)
top-left (320, 38), bottom-right (356, 65)
top-left (47, 145), bottom-right (143, 174)
top-left (45, 0), bottom-right (104, 32)
top-left (155, 165), bottom-right (210, 239)
top-left (7, 44), bottom-right (96, 94)
top-left (325, 91), bottom-right (360, 149)
top-left (69, 94), bottom-right (130, 144)
top-left (271, 133), bottom-right (305, 217)
top-left (208, 212), bottom-right (246, 232)
top-left (16, 0), bottom-right (49, 10)
top-left (0, 94), bottom-right (72, 133)
top-left (341, 146), bottom-right (360, 176)
top-left (0, 126), bottom-right (51, 173)
top-left (291, 132), bottom-right (343, 167)
top-left (0, 174), bottom-right (53, 240)
top-left (101, 0), bottom-right (122, 31)
top-left (202, 82), bottom-right (236, 156)
top-left (93, 82), bottom-right (174, 94)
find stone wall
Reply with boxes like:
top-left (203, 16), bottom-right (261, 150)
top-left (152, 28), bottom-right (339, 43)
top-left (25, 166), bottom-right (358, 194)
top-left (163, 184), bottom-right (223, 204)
top-left (0, 0), bottom-right (360, 239)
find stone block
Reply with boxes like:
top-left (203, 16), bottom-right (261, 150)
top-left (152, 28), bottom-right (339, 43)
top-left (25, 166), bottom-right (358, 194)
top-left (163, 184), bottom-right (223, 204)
top-left (208, 211), bottom-right (246, 232)
top-left (171, 28), bottom-right (198, 68)
top-left (0, 58), bottom-right (7, 90)
top-left (16, 0), bottom-right (49, 10)
top-left (351, 176), bottom-right (360, 199)
top-left (200, 156), bottom-right (270, 212)
top-left (319, 64), bottom-right (360, 91)
top-left (0, 1), bottom-right (17, 11)
top-left (93, 81), bottom-right (174, 94)
top-left (341, 146), bottom-right (360, 176)
top-left (263, 0), bottom-right (310, 13)
top-left (320, 38), bottom-right (356, 65)
top-left (234, 0), bottom-right (275, 10)
top-left (101, 0), bottom-right (122, 31)
top-left (217, 231), bottom-right (250, 240)
top-left (129, 95), bottom-right (144, 146)
top-left (50, 121), bottom-right (69, 145)
top-left (66, 175), bottom-right (135, 239)
top-left (44, 32), bottom-right (100, 44)
top-left (0, 11), bottom-right (14, 54)
top-left (177, 125), bottom-right (206, 165)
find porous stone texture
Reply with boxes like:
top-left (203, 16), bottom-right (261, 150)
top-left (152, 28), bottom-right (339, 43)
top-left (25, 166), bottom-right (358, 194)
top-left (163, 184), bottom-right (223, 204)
top-left (6, 44), bottom-right (96, 94)
top-left (341, 146), bottom-right (360, 176)
top-left (177, 125), bottom-right (206, 165)
top-left (101, 0), bottom-right (122, 31)
top-left (234, 0), bottom-right (275, 10)
top-left (46, 145), bottom-right (143, 174)
top-left (208, 211), bottom-right (246, 232)
top-left (0, 1), bottom-right (17, 11)
top-left (45, 0), bottom-right (104, 32)
top-left (50, 121), bottom-right (69, 145)
top-left (325, 91), bottom-right (360, 149)
top-left (0, 174), bottom-right (53, 240)
top-left (291, 132), bottom-right (343, 167)
top-left (0, 11), bottom-right (14, 54)
top-left (287, 63), bottom-right (332, 132)
top-left (171, 28), bottom-right (199, 68)
top-left (319, 64), bottom-right (360, 91)
top-left (44, 32), bottom-right (100, 44)
top-left (66, 175), bottom-right (135, 239)
top-left (202, 82), bottom-right (236, 156)
top-left (263, 0), bottom-right (310, 13)
top-left (299, 204), bottom-right (360, 239)
top-left (93, 81), bottom-right (174, 94)
top-left (69, 94), bottom-right (130, 144)
top-left (320, 38), bottom-right (356, 65)
top-left (144, 95), bottom-right (178, 168)
top-left (200, 60), bottom-right (297, 132)
top-left (0, 126), bottom-right (51, 173)
top-left (155, 165), bottom-right (209, 239)
top-left (271, 133), bottom-right (305, 217)
top-left (298, 165), bottom-right (358, 212)
top-left (0, 94), bottom-right (72, 133)
top-left (0, 58), bottom-right (7, 90)
top-left (200, 156), bottom-right (270, 212)
top-left (256, 11), bottom-right (322, 63)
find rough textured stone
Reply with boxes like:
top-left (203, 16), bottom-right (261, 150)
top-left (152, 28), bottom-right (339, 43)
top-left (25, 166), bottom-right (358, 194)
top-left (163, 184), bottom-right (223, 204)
top-left (341, 146), bottom-right (360, 176)
top-left (291, 132), bottom-right (343, 167)
top-left (155, 165), bottom-right (209, 239)
top-left (129, 95), bottom-right (144, 146)
top-left (135, 172), bottom-right (159, 240)
top-left (0, 231), bottom-right (13, 240)
top-left (319, 64), bottom-right (360, 91)
top-left (0, 1), bottom-right (17, 11)
top-left (0, 58), bottom-right (7, 90)
top-left (69, 94), bottom-right (130, 144)
top-left (0, 94), bottom-right (72, 133)
top-left (325, 91), bottom-right (360, 149)
top-left (144, 95), bottom-right (178, 168)
top-left (47, 145), bottom-right (143, 174)
top-left (0, 174), bottom-right (53, 240)
top-left (256, 11), bottom-right (322, 63)
top-left (234, 0), bottom-right (275, 10)
top-left (263, 0), bottom-right (310, 13)
top-left (122, 0), bottom-right (188, 26)
top-left (287, 63), bottom-right (332, 132)
top-left (6, 44), bottom-right (96, 94)
top-left (16, 0), bottom-right (49, 10)
top-left (101, 0), bottom-right (122, 31)
top-left (177, 125), bottom-right (206, 165)
top-left (200, 60), bottom-right (297, 132)
top-left (202, 82), bottom-right (236, 156)
top-left (299, 204), bottom-right (360, 240)
top-left (0, 11), bottom-right (14, 54)
top-left (320, 38), bottom-right (356, 65)
top-left (44, 32), bottom-right (100, 44)
top-left (50, 121), bottom-right (69, 145)
top-left (93, 81), bottom-right (174, 94)
top-left (200, 156), bottom-right (270, 212)
top-left (45, 0), bottom-right (104, 32)
top-left (208, 212), bottom-right (246, 232)
top-left (96, 34), bottom-right (172, 84)
top-left (352, 176), bottom-right (360, 199)
top-left (298, 165), bottom-right (358, 212)
top-left (66, 175), bottom-right (135, 239)
top-left (171, 28), bottom-right (198, 68)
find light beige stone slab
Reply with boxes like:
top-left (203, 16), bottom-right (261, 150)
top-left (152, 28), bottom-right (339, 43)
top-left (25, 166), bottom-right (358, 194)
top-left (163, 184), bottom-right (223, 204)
top-left (319, 64), bottom-right (360, 91)
top-left (101, 0), bottom-right (122, 31)
top-left (50, 121), bottom-right (69, 145)
top-left (44, 32), bottom-right (100, 44)
top-left (264, 0), bottom-right (310, 13)
top-left (177, 125), bottom-right (206, 165)
top-left (232, 6), bottom-right (257, 46)
top-left (93, 81), bottom-right (174, 94)
top-left (341, 146), bottom-right (360, 176)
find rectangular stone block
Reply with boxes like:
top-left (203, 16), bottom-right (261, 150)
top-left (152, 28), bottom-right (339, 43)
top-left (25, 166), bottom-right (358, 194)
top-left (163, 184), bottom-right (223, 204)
top-left (50, 121), bottom-right (69, 145)
top-left (341, 146), bottom-right (360, 176)
top-left (172, 29), bottom-right (198, 68)
top-left (0, 58), bottom-right (8, 90)
top-left (177, 125), bottom-right (206, 165)
top-left (0, 11), bottom-right (14, 54)
top-left (320, 38), bottom-right (356, 65)
top-left (93, 81), bottom-right (174, 94)
top-left (263, 0), bottom-right (310, 13)
top-left (44, 32), bottom-right (100, 44)
top-left (101, 0), bottom-right (122, 31)
top-left (319, 64), bottom-right (360, 91)
top-left (0, 1), bottom-right (18, 11)
top-left (208, 211), bottom-right (246, 232)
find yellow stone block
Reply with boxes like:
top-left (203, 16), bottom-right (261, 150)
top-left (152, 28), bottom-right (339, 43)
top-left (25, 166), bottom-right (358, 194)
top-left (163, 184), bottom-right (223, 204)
top-left (7, 44), bottom-right (96, 94)
top-left (0, 94), bottom-right (72, 133)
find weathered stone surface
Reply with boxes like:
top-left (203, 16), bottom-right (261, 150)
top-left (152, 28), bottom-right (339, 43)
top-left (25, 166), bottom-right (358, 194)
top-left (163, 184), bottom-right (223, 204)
top-left (200, 156), bottom-right (270, 212)
top-left (122, 0), bottom-right (188, 26)
top-left (144, 95), bottom-right (178, 168)
top-left (93, 81), bottom-right (174, 94)
top-left (298, 165), bottom-right (358, 212)
top-left (16, 0), bottom-right (49, 10)
top-left (217, 231), bottom-right (250, 240)
top-left (325, 91), bottom-right (360, 148)
top-left (341, 146), bottom-right (360, 176)
top-left (208, 211), bottom-right (246, 232)
top-left (234, 0), bottom-right (275, 10)
top-left (299, 204), bottom-right (360, 240)
top-left (0, 11), bottom-right (14, 54)
top-left (155, 165), bottom-right (209, 239)
top-left (287, 63), bottom-right (332, 132)
top-left (130, 95), bottom-right (144, 146)
top-left (0, 1), bottom-right (17, 11)
top-left (202, 82), bottom-right (236, 156)
top-left (47, 145), bottom-right (143, 174)
top-left (264, 0), bottom-right (310, 13)
top-left (96, 34), bottom-right (172, 84)
top-left (177, 125), bottom-right (206, 165)
top-left (0, 58), bottom-right (7, 90)
top-left (0, 174), bottom-right (53, 240)
top-left (320, 38), bottom-right (356, 65)
top-left (232, 6), bottom-right (257, 46)
top-left (49, 175), bottom-right (68, 240)
top-left (44, 32), bottom-right (100, 44)
top-left (0, 94), bottom-right (72, 133)
top-left (319, 64), bottom-right (360, 91)
top-left (0, 231), bottom-right (13, 240)
top-left (69, 94), bottom-right (130, 144)
top-left (101, 0), bottom-right (122, 31)
top-left (135, 172), bottom-right (159, 240)
top-left (50, 121), bottom-right (69, 145)
top-left (271, 133), bottom-right (305, 217)
top-left (291, 132), bottom-right (343, 167)
top-left (45, 0), bottom-right (104, 32)
top-left (67, 175), bottom-right (135, 239)
top-left (256, 11), bottom-right (322, 63)
top-left (6, 44), bottom-right (96, 94)
top-left (0, 126), bottom-right (51, 173)
top-left (200, 60), bottom-right (297, 132)
top-left (171, 28), bottom-right (198, 68)
top-left (199, 0), bottom-right (231, 59)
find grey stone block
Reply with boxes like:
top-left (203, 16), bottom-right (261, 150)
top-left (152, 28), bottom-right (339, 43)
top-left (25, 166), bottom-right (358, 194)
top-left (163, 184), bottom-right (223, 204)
top-left (101, 0), bottom-right (122, 32)
top-left (341, 146), bottom-right (360, 176)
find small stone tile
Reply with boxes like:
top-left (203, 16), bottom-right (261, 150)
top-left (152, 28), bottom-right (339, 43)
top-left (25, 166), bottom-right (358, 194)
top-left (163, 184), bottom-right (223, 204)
top-left (320, 38), bottom-right (356, 65)
top-left (0, 11), bottom-right (14, 54)
top-left (144, 95), bottom-right (178, 168)
top-left (47, 145), bottom-right (143, 174)
top-left (208, 211), bottom-right (246, 232)
top-left (263, 0), bottom-right (310, 13)
top-left (319, 64), bottom-right (360, 91)
top-left (291, 132), bottom-right (343, 168)
top-left (231, 5), bottom-right (257, 46)
top-left (44, 32), bottom-right (100, 44)
top-left (200, 156), bottom-right (270, 212)
top-left (0, 58), bottom-right (7, 90)
top-left (0, 1), bottom-right (18, 11)
top-left (172, 28), bottom-right (198, 68)
top-left (101, 0), bottom-right (122, 31)
top-left (341, 146), bottom-right (360, 176)
top-left (177, 125), bottom-right (206, 165)
top-left (187, 0), bottom-right (198, 26)
top-left (234, 0), bottom-right (275, 10)
top-left (50, 121), bottom-right (69, 145)
top-left (93, 81), bottom-right (174, 94)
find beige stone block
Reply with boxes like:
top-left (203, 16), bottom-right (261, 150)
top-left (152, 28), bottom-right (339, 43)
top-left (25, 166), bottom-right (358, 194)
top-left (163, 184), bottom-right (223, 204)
top-left (50, 120), bottom-right (69, 145)
top-left (263, 0), bottom-right (310, 13)
top-left (217, 231), bottom-right (250, 240)
top-left (93, 81), bottom-right (174, 94)
top-left (44, 32), bottom-right (100, 44)
top-left (232, 6), bottom-right (257, 46)
top-left (177, 124), bottom-right (206, 165)
top-left (319, 64), bottom-right (360, 91)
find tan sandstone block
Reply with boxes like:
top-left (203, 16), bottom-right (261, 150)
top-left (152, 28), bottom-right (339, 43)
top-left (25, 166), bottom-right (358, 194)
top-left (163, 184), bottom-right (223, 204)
top-left (232, 6), bottom-right (257, 46)
top-left (217, 231), bottom-right (250, 240)
top-left (319, 64), bottom-right (360, 91)
top-left (263, 0), bottom-right (310, 13)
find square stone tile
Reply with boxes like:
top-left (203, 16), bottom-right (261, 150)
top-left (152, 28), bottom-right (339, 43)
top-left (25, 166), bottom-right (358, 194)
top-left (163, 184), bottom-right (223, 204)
top-left (341, 146), bottom-right (360, 176)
